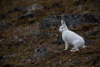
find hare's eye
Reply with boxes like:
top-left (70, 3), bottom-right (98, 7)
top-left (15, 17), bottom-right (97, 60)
top-left (61, 27), bottom-right (63, 29)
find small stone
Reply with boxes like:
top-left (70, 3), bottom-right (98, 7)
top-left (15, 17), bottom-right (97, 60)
top-left (17, 15), bottom-right (25, 19)
top-left (72, 61), bottom-right (80, 65)
top-left (59, 61), bottom-right (62, 65)
top-left (19, 39), bottom-right (24, 43)
top-left (15, 28), bottom-right (21, 32)
top-left (0, 39), bottom-right (4, 43)
top-left (73, 0), bottom-right (80, 5)
top-left (85, 56), bottom-right (94, 61)
top-left (13, 6), bottom-right (25, 12)
top-left (69, 59), bottom-right (72, 61)
top-left (24, 12), bottom-right (34, 18)
top-left (17, 12), bottom-right (34, 19)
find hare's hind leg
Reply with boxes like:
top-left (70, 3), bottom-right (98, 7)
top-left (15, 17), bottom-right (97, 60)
top-left (70, 49), bottom-right (79, 52)
top-left (71, 47), bottom-right (76, 50)
top-left (70, 41), bottom-right (79, 52)
top-left (70, 47), bottom-right (79, 52)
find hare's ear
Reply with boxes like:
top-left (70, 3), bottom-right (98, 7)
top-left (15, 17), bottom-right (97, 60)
top-left (61, 20), bottom-right (66, 27)
top-left (61, 20), bottom-right (64, 26)
top-left (61, 20), bottom-right (63, 25)
top-left (61, 20), bottom-right (68, 29)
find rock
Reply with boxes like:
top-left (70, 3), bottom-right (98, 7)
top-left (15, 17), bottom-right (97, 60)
top-left (27, 4), bottom-right (44, 12)
top-left (85, 56), bottom-right (94, 61)
top-left (38, 13), bottom-right (100, 30)
top-left (83, 13), bottom-right (100, 23)
top-left (7, 6), bottom-right (26, 13)
top-left (93, 1), bottom-right (100, 6)
top-left (73, 0), bottom-right (80, 5)
top-left (38, 16), bottom-right (61, 30)
top-left (17, 12), bottom-right (34, 19)
top-left (17, 15), bottom-right (25, 19)
top-left (57, 36), bottom-right (64, 45)
top-left (19, 39), bottom-right (24, 43)
top-left (15, 28), bottom-right (21, 32)
top-left (13, 6), bottom-right (25, 12)
top-left (59, 61), bottom-right (62, 65)
top-left (85, 39), bottom-right (94, 44)
top-left (0, 39), bottom-right (4, 43)
top-left (0, 14), bottom-right (5, 20)
top-left (0, 22), bottom-right (11, 29)
top-left (72, 61), bottom-right (80, 65)
top-left (31, 45), bottom-right (57, 63)
top-left (87, 28), bottom-right (99, 36)
top-left (0, 55), bottom-right (3, 59)
top-left (24, 12), bottom-right (34, 18)
top-left (73, 0), bottom-right (88, 5)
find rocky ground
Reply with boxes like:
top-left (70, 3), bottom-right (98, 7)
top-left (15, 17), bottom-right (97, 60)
top-left (0, 0), bottom-right (100, 67)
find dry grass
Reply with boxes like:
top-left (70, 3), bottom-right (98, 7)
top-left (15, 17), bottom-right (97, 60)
top-left (0, 0), bottom-right (100, 67)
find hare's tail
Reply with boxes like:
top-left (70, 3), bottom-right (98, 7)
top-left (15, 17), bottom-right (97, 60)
top-left (82, 45), bottom-right (87, 48)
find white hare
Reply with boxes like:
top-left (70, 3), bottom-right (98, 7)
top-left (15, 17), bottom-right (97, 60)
top-left (59, 20), bottom-right (86, 52)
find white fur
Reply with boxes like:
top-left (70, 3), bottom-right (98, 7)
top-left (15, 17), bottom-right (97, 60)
top-left (59, 20), bottom-right (86, 52)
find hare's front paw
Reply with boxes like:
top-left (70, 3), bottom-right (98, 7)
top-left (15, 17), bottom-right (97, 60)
top-left (64, 49), bottom-right (67, 51)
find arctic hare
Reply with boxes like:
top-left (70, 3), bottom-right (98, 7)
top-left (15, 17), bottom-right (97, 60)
top-left (59, 20), bottom-right (86, 52)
